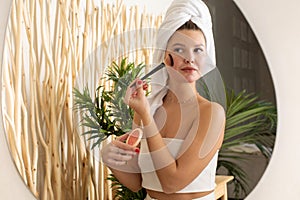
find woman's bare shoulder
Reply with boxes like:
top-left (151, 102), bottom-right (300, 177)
top-left (197, 96), bottom-right (225, 117)
top-left (210, 102), bottom-right (225, 118)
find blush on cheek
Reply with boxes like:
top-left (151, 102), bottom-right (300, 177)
top-left (168, 54), bottom-right (174, 66)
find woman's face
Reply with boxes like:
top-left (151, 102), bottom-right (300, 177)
top-left (165, 29), bottom-right (206, 83)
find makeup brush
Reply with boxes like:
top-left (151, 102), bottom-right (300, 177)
top-left (130, 62), bottom-right (165, 88)
top-left (130, 54), bottom-right (174, 88)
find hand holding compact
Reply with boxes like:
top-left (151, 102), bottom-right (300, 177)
top-left (101, 133), bottom-right (139, 166)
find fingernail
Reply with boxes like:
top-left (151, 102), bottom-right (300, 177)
top-left (143, 84), bottom-right (148, 90)
top-left (137, 80), bottom-right (143, 85)
top-left (135, 148), bottom-right (140, 153)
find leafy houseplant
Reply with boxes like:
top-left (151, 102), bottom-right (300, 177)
top-left (217, 89), bottom-right (276, 197)
top-left (74, 59), bottom-right (277, 199)
top-left (74, 59), bottom-right (145, 147)
top-left (74, 58), bottom-right (147, 199)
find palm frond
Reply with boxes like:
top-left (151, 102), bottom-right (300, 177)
top-left (73, 58), bottom-right (147, 198)
top-left (218, 88), bottom-right (277, 197)
top-left (217, 158), bottom-right (249, 197)
top-left (73, 87), bottom-right (95, 111)
top-left (107, 174), bottom-right (146, 200)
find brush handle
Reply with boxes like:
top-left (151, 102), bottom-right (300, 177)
top-left (130, 63), bottom-right (165, 88)
top-left (141, 63), bottom-right (165, 80)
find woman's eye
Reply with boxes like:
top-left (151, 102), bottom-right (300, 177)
top-left (174, 48), bottom-right (183, 53)
top-left (194, 48), bottom-right (204, 53)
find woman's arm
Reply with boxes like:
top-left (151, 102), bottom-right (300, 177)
top-left (143, 102), bottom-right (225, 193)
top-left (124, 80), bottom-right (225, 193)
top-left (101, 80), bottom-right (149, 192)
top-left (101, 134), bottom-right (142, 192)
top-left (109, 156), bottom-right (143, 192)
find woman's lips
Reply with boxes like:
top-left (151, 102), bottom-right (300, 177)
top-left (181, 66), bottom-right (197, 72)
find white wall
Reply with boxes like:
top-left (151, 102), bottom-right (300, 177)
top-left (234, 0), bottom-right (300, 198)
top-left (103, 0), bottom-right (172, 15)
top-left (1, 0), bottom-right (300, 199)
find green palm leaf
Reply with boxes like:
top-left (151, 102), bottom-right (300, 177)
top-left (218, 88), bottom-right (277, 197)
top-left (73, 58), bottom-right (146, 149)
top-left (73, 58), bottom-right (147, 199)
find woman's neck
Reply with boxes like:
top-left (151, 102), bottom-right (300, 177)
top-left (166, 78), bottom-right (197, 104)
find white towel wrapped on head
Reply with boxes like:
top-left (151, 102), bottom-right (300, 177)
top-left (154, 0), bottom-right (215, 65)
top-left (149, 0), bottom-right (216, 116)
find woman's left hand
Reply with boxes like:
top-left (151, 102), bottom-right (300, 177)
top-left (124, 79), bottom-right (150, 119)
top-left (101, 133), bottom-right (139, 167)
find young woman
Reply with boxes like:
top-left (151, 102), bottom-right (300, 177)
top-left (101, 1), bottom-right (225, 199)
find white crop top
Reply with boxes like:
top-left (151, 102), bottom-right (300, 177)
top-left (138, 138), bottom-right (218, 193)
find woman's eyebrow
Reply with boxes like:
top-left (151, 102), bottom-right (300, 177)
top-left (171, 43), bottom-right (206, 49)
top-left (172, 43), bottom-right (185, 47)
top-left (195, 44), bottom-right (205, 47)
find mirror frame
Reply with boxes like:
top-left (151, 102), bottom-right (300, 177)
top-left (0, 0), bottom-right (299, 199)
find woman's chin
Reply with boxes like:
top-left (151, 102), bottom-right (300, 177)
top-left (183, 74), bottom-right (200, 83)
top-left (168, 69), bottom-right (200, 84)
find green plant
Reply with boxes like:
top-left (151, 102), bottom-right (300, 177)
top-left (197, 76), bottom-right (277, 197)
top-left (74, 59), bottom-right (145, 148)
top-left (217, 88), bottom-right (277, 197)
top-left (107, 174), bottom-right (146, 200)
top-left (74, 58), bottom-right (147, 199)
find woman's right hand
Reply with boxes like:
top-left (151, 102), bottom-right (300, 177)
top-left (101, 133), bottom-right (139, 167)
top-left (124, 79), bottom-right (151, 123)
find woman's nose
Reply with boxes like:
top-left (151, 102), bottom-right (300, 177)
top-left (183, 53), bottom-right (195, 64)
top-left (184, 59), bottom-right (194, 64)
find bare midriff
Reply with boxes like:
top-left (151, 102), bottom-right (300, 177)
top-left (146, 189), bottom-right (214, 200)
